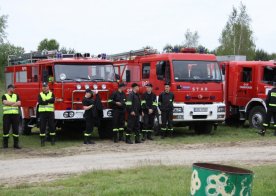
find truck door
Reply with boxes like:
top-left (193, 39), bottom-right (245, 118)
top-left (237, 66), bottom-right (254, 105)
top-left (155, 61), bottom-right (170, 94)
top-left (141, 62), bottom-right (151, 91)
top-left (41, 64), bottom-right (54, 91)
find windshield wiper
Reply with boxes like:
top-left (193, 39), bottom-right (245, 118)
top-left (91, 78), bottom-right (104, 81)
top-left (75, 77), bottom-right (90, 81)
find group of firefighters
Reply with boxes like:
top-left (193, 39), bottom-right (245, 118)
top-left (2, 80), bottom-right (276, 149)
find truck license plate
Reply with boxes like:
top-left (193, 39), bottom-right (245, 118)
top-left (194, 108), bottom-right (208, 112)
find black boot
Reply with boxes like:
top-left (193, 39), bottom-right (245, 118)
top-left (161, 130), bottom-right (165, 139)
top-left (51, 136), bottom-right (55, 146)
top-left (142, 131), bottom-right (147, 141)
top-left (87, 136), bottom-right (95, 144)
top-left (3, 137), bottom-right (8, 148)
top-left (274, 130), bottom-right (276, 136)
top-left (258, 128), bottom-right (266, 136)
top-left (13, 137), bottom-right (21, 149)
top-left (119, 130), bottom-right (124, 141)
top-left (125, 134), bottom-right (133, 144)
top-left (135, 134), bottom-right (142, 143)
top-left (147, 131), bottom-right (153, 140)
top-left (83, 136), bottom-right (88, 144)
top-left (40, 136), bottom-right (46, 147)
top-left (113, 131), bottom-right (119, 143)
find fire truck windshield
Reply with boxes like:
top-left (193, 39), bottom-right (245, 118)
top-left (54, 64), bottom-right (115, 82)
top-left (173, 60), bottom-right (222, 82)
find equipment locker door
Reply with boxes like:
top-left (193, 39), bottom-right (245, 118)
top-left (237, 66), bottom-right (254, 105)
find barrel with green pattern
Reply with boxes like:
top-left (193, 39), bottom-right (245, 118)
top-left (190, 163), bottom-right (254, 196)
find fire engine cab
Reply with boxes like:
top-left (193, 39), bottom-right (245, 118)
top-left (5, 50), bottom-right (118, 137)
top-left (218, 56), bottom-right (276, 128)
top-left (110, 48), bottom-right (226, 134)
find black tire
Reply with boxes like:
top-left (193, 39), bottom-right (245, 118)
top-left (98, 119), bottom-right (113, 139)
top-left (19, 118), bottom-right (32, 135)
top-left (194, 122), bottom-right (213, 134)
top-left (248, 106), bottom-right (266, 129)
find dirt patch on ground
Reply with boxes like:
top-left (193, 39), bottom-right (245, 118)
top-left (0, 140), bottom-right (276, 187)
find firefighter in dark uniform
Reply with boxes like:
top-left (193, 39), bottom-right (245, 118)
top-left (126, 83), bottom-right (141, 144)
top-left (38, 82), bottom-right (56, 146)
top-left (158, 83), bottom-right (174, 139)
top-left (260, 82), bottom-right (276, 136)
top-left (2, 84), bottom-right (21, 149)
top-left (82, 89), bottom-right (96, 144)
top-left (141, 83), bottom-right (157, 141)
top-left (108, 83), bottom-right (127, 143)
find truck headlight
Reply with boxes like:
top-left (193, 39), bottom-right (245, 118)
top-left (102, 84), bottom-right (106, 89)
top-left (93, 84), bottom-right (98, 90)
top-left (76, 84), bottom-right (82, 90)
top-left (173, 107), bottom-right (183, 113)
top-left (217, 106), bottom-right (225, 113)
top-left (85, 84), bottom-right (90, 89)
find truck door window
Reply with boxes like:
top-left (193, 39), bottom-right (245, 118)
top-left (31, 66), bottom-right (39, 82)
top-left (142, 63), bottom-right (150, 79)
top-left (263, 66), bottom-right (276, 84)
top-left (121, 65), bottom-right (140, 82)
top-left (5, 72), bottom-right (13, 88)
top-left (16, 71), bottom-right (27, 83)
top-left (156, 61), bottom-right (170, 81)
top-left (242, 67), bottom-right (252, 82)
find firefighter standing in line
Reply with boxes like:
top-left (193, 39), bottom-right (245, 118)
top-left (38, 82), bottom-right (56, 146)
top-left (126, 83), bottom-right (141, 144)
top-left (2, 84), bottom-right (21, 149)
top-left (260, 82), bottom-right (276, 136)
top-left (158, 83), bottom-right (174, 139)
top-left (82, 89), bottom-right (96, 144)
top-left (108, 83), bottom-right (127, 143)
top-left (141, 83), bottom-right (157, 141)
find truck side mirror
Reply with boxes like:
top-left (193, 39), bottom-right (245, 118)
top-left (126, 70), bottom-right (131, 82)
top-left (221, 64), bottom-right (226, 75)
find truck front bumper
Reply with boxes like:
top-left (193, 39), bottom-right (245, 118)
top-left (172, 102), bottom-right (226, 122)
top-left (55, 109), bottom-right (113, 120)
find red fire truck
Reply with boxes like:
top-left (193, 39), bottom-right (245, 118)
top-left (4, 50), bottom-right (118, 138)
top-left (218, 56), bottom-right (276, 128)
top-left (110, 49), bottom-right (226, 134)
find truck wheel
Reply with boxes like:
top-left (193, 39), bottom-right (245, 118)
top-left (98, 119), bottom-right (113, 139)
top-left (194, 122), bottom-right (213, 134)
top-left (19, 119), bottom-right (32, 135)
top-left (249, 106), bottom-right (266, 129)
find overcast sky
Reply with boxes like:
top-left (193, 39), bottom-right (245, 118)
top-left (0, 0), bottom-right (275, 55)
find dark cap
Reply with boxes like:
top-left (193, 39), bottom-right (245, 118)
top-left (145, 83), bottom-right (152, 87)
top-left (85, 89), bottom-right (93, 94)
top-left (131, 83), bottom-right (139, 88)
top-left (118, 83), bottom-right (126, 88)
top-left (164, 82), bottom-right (170, 86)
top-left (7, 84), bottom-right (15, 89)
top-left (42, 82), bottom-right (48, 87)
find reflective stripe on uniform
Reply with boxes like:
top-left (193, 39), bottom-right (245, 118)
top-left (161, 128), bottom-right (167, 131)
top-left (271, 92), bottom-right (276, 97)
top-left (84, 133), bottom-right (91, 136)
top-left (12, 134), bottom-right (19, 137)
top-left (108, 99), bottom-right (113, 103)
top-left (3, 134), bottom-right (9, 137)
top-left (125, 133), bottom-right (131, 136)
top-left (152, 102), bottom-right (158, 106)
top-left (118, 128), bottom-right (124, 131)
top-left (263, 123), bottom-right (269, 127)
top-left (40, 133), bottom-right (46, 137)
top-left (113, 128), bottom-right (119, 132)
top-left (269, 103), bottom-right (276, 107)
top-left (49, 132), bottom-right (56, 136)
top-left (125, 101), bottom-right (132, 106)
top-left (141, 100), bottom-right (146, 105)
top-left (3, 94), bottom-right (19, 114)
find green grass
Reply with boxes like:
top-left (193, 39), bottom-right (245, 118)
top-left (0, 165), bottom-right (275, 195)
top-left (0, 125), bottom-right (274, 151)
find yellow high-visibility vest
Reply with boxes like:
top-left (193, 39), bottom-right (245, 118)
top-left (3, 94), bottom-right (19, 115)
top-left (38, 92), bottom-right (54, 112)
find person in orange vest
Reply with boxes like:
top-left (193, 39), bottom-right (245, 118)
top-left (38, 82), bottom-right (55, 146)
top-left (2, 84), bottom-right (21, 149)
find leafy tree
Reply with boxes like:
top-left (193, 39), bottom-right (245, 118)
top-left (37, 38), bottom-right (60, 51)
top-left (163, 44), bottom-right (173, 53)
top-left (183, 29), bottom-right (199, 48)
top-left (254, 49), bottom-right (270, 61)
top-left (59, 47), bottom-right (76, 54)
top-left (0, 13), bottom-right (7, 43)
top-left (216, 2), bottom-right (255, 60)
